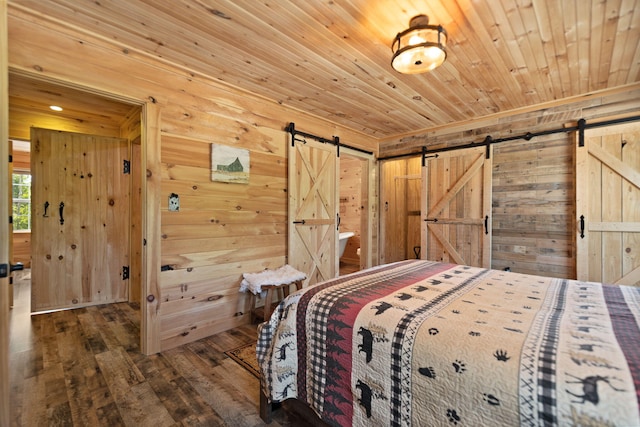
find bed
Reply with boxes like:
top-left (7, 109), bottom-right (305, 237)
top-left (256, 260), bottom-right (640, 426)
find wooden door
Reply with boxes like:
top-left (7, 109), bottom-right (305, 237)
top-left (31, 128), bottom-right (130, 312)
top-left (576, 121), bottom-right (640, 286)
top-left (421, 146), bottom-right (492, 268)
top-left (288, 138), bottom-right (338, 286)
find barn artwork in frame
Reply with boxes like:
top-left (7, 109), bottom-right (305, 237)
top-left (211, 143), bottom-right (250, 184)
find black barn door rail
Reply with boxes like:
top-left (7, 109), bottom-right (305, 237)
top-left (286, 122), bottom-right (373, 156)
top-left (378, 115), bottom-right (640, 162)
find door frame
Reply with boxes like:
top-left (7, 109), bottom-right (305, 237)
top-left (339, 147), bottom-right (377, 271)
top-left (379, 157), bottom-right (422, 264)
top-left (1, 1), bottom-right (11, 421)
top-left (3, 70), bottom-right (161, 355)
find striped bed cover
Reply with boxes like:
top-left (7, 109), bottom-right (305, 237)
top-left (257, 260), bottom-right (640, 426)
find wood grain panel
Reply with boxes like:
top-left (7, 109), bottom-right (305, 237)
top-left (492, 134), bottom-right (574, 277)
top-left (12, 232), bottom-right (30, 267)
top-left (11, 148), bottom-right (29, 169)
top-left (30, 129), bottom-right (130, 312)
top-left (288, 138), bottom-right (338, 287)
top-left (8, 1), bottom-right (637, 139)
top-left (159, 124), bottom-right (289, 349)
top-left (9, 275), bottom-right (283, 425)
top-left (422, 147), bottom-right (491, 268)
top-left (577, 121), bottom-right (640, 286)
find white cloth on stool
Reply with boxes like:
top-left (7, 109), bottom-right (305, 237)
top-left (239, 264), bottom-right (306, 295)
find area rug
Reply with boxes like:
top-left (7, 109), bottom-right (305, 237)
top-left (224, 342), bottom-right (260, 379)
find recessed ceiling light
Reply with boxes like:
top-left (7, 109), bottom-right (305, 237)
top-left (49, 105), bottom-right (63, 111)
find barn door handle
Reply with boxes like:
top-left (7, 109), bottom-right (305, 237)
top-left (43, 201), bottom-right (50, 217)
top-left (579, 215), bottom-right (585, 239)
top-left (424, 218), bottom-right (438, 222)
top-left (484, 215), bottom-right (489, 235)
top-left (293, 220), bottom-right (306, 225)
top-left (59, 202), bottom-right (65, 225)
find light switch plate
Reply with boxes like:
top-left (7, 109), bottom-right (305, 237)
top-left (169, 193), bottom-right (180, 212)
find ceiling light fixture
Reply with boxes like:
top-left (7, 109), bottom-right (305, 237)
top-left (391, 14), bottom-right (447, 74)
top-left (49, 105), bottom-right (63, 111)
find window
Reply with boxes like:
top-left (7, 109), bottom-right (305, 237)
top-left (13, 172), bottom-right (31, 231)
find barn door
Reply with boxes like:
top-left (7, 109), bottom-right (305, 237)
top-left (576, 121), bottom-right (640, 286)
top-left (288, 137), bottom-right (339, 286)
top-left (31, 128), bottom-right (131, 312)
top-left (421, 146), bottom-right (492, 268)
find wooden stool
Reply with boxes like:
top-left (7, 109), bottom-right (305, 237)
top-left (250, 280), bottom-right (303, 323)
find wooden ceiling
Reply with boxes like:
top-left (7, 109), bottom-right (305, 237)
top-left (8, 72), bottom-right (139, 141)
top-left (9, 73), bottom-right (136, 127)
top-left (9, 0), bottom-right (640, 139)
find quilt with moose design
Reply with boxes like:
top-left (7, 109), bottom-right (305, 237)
top-left (256, 260), bottom-right (640, 426)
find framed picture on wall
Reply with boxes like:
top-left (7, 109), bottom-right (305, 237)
top-left (210, 143), bottom-right (250, 184)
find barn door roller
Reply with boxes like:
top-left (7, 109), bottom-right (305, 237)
top-left (286, 122), bottom-right (373, 155)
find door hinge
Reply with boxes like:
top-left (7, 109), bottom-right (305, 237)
top-left (8, 154), bottom-right (13, 163)
top-left (122, 266), bottom-right (130, 280)
top-left (123, 159), bottom-right (131, 174)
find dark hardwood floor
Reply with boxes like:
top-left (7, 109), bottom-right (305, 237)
top-left (9, 270), bottom-right (292, 426)
top-left (339, 261), bottom-right (359, 276)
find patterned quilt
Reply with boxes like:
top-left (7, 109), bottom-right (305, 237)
top-left (256, 260), bottom-right (640, 426)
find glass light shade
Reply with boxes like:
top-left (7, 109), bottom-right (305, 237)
top-left (391, 16), bottom-right (447, 74)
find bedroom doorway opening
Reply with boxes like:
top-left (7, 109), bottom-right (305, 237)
top-left (338, 148), bottom-right (376, 276)
top-left (339, 153), bottom-right (363, 275)
top-left (7, 71), bottom-right (146, 344)
top-left (379, 156), bottom-right (422, 264)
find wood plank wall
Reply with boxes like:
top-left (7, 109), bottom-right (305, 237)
top-left (12, 232), bottom-right (30, 267)
top-left (379, 88), bottom-right (640, 279)
top-left (7, 5), bottom-right (376, 352)
top-left (492, 134), bottom-right (574, 276)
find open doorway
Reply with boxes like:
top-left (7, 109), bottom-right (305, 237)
top-left (8, 71), bottom-right (145, 338)
top-left (379, 156), bottom-right (422, 264)
top-left (339, 148), bottom-right (376, 276)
